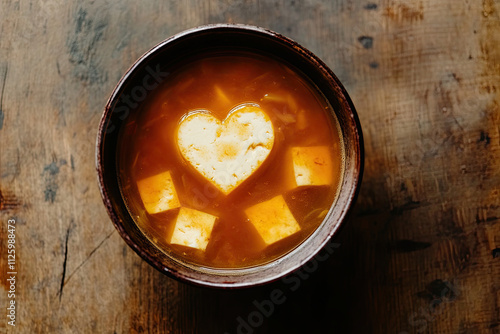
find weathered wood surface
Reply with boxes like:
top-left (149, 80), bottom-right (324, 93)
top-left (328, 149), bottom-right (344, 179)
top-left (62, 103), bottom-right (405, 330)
top-left (0, 0), bottom-right (499, 333)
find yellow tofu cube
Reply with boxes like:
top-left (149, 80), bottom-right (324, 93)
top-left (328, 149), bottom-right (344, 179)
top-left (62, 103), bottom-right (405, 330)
top-left (292, 146), bottom-right (333, 187)
top-left (245, 195), bottom-right (301, 245)
top-left (137, 171), bottom-right (180, 214)
top-left (170, 207), bottom-right (218, 251)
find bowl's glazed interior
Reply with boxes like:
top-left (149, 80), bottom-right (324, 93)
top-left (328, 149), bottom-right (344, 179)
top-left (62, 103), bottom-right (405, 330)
top-left (96, 24), bottom-right (363, 288)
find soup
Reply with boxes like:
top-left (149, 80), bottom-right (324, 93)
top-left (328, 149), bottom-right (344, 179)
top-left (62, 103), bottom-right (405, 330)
top-left (118, 52), bottom-right (343, 268)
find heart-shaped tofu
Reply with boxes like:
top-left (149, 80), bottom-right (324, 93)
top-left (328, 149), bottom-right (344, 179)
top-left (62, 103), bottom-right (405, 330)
top-left (177, 104), bottom-right (274, 194)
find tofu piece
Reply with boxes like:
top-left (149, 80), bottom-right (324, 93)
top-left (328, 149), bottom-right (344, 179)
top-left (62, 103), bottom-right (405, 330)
top-left (137, 171), bottom-right (180, 214)
top-left (245, 195), bottom-right (301, 245)
top-left (177, 104), bottom-right (274, 194)
top-left (292, 146), bottom-right (333, 187)
top-left (170, 207), bottom-right (217, 251)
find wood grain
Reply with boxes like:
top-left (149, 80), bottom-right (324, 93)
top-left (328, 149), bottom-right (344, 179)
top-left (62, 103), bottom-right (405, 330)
top-left (0, 0), bottom-right (499, 333)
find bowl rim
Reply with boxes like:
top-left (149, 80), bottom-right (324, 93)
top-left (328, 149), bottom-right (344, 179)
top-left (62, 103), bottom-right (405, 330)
top-left (96, 23), bottom-right (364, 288)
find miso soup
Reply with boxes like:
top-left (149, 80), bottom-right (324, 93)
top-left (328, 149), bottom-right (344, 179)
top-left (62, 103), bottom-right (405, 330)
top-left (118, 52), bottom-right (344, 268)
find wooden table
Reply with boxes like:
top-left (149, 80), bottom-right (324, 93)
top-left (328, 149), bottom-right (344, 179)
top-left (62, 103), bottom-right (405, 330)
top-left (1, 0), bottom-right (499, 333)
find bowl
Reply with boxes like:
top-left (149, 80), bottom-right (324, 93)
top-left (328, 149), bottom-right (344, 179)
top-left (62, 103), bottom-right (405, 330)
top-left (96, 24), bottom-right (363, 288)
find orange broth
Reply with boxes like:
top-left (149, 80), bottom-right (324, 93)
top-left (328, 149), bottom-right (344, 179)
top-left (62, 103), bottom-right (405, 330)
top-left (118, 52), bottom-right (344, 268)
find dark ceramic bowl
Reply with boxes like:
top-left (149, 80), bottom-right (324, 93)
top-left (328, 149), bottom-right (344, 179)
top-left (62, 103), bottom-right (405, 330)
top-left (96, 24), bottom-right (363, 288)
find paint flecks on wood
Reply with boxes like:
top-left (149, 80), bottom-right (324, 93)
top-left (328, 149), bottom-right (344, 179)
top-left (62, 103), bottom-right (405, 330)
top-left (66, 6), bottom-right (109, 85)
top-left (358, 36), bottom-right (374, 49)
top-left (41, 159), bottom-right (67, 203)
top-left (364, 3), bottom-right (378, 10)
top-left (478, 130), bottom-right (491, 147)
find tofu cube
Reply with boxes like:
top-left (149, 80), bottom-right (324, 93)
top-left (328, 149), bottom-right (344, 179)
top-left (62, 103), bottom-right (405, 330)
top-left (137, 171), bottom-right (180, 214)
top-left (170, 207), bottom-right (217, 251)
top-left (245, 195), bottom-right (301, 245)
top-left (292, 146), bottom-right (333, 187)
